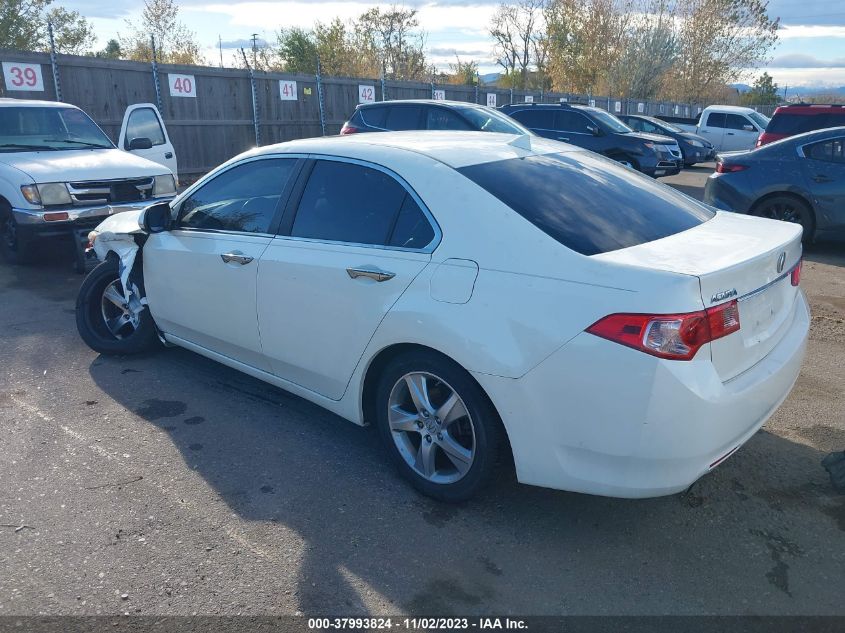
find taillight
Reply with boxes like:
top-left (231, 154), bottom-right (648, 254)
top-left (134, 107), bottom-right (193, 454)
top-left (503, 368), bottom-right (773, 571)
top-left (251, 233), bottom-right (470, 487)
top-left (791, 259), bottom-right (802, 286)
top-left (755, 138), bottom-right (762, 148)
top-left (340, 123), bottom-right (359, 135)
top-left (587, 300), bottom-right (741, 361)
top-left (715, 162), bottom-right (748, 174)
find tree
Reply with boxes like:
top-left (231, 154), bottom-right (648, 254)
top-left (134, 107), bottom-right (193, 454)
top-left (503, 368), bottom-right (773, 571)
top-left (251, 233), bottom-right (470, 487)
top-left (447, 56), bottom-right (478, 86)
top-left (45, 6), bottom-right (95, 54)
top-left (312, 18), bottom-right (361, 77)
top-left (95, 39), bottom-right (123, 59)
top-left (740, 71), bottom-right (779, 105)
top-left (0, 0), bottom-right (95, 54)
top-left (667, 0), bottom-right (779, 103)
top-left (489, 0), bottom-right (546, 90)
top-left (353, 7), bottom-right (428, 80)
top-left (121, 0), bottom-right (205, 65)
top-left (277, 28), bottom-right (318, 74)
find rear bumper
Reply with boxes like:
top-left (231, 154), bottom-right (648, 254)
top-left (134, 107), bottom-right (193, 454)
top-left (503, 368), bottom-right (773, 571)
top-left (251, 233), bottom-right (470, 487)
top-left (473, 291), bottom-right (810, 498)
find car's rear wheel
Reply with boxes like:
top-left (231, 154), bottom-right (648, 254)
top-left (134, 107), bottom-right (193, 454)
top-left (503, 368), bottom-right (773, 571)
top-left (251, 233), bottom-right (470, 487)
top-left (752, 195), bottom-right (815, 244)
top-left (76, 257), bottom-right (160, 355)
top-left (375, 350), bottom-right (503, 502)
top-left (0, 204), bottom-right (35, 265)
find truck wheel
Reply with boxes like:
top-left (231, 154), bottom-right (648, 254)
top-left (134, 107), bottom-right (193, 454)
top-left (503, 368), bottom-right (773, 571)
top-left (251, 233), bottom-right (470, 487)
top-left (76, 257), bottom-right (160, 355)
top-left (0, 205), bottom-right (35, 265)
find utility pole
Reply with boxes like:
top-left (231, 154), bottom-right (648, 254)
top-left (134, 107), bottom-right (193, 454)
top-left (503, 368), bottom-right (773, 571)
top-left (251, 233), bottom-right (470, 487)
top-left (251, 33), bottom-right (259, 69)
top-left (219, 35), bottom-right (223, 68)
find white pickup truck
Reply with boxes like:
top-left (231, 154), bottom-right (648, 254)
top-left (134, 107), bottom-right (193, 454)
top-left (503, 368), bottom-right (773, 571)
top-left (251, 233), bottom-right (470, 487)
top-left (0, 99), bottom-right (178, 269)
top-left (657, 105), bottom-right (770, 153)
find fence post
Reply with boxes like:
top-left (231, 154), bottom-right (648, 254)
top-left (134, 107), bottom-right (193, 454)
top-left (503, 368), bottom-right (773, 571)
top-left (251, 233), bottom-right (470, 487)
top-left (240, 48), bottom-right (260, 146)
top-left (47, 22), bottom-right (61, 101)
top-left (431, 81), bottom-right (435, 99)
top-left (150, 36), bottom-right (163, 112)
top-left (381, 61), bottom-right (387, 101)
top-left (315, 56), bottom-right (326, 137)
top-left (509, 87), bottom-right (513, 104)
top-left (475, 72), bottom-right (479, 104)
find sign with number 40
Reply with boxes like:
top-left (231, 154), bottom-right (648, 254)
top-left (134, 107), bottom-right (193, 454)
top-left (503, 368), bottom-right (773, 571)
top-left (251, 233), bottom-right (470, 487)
top-left (168, 74), bottom-right (196, 98)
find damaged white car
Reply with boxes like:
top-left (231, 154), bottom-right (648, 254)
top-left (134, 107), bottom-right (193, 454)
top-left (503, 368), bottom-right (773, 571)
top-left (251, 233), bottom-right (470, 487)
top-left (77, 132), bottom-right (809, 502)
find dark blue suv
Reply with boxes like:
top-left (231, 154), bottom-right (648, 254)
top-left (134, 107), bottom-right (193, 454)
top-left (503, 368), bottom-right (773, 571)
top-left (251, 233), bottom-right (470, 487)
top-left (500, 103), bottom-right (682, 178)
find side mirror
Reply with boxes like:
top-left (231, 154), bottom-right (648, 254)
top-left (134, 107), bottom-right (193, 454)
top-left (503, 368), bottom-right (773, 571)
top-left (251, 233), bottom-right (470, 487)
top-left (128, 137), bottom-right (153, 150)
top-left (587, 125), bottom-right (600, 136)
top-left (141, 202), bottom-right (172, 233)
top-left (742, 124), bottom-right (754, 132)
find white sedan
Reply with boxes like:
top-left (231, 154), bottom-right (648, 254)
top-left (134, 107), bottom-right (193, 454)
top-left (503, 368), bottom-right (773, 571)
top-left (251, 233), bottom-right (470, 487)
top-left (76, 132), bottom-right (809, 502)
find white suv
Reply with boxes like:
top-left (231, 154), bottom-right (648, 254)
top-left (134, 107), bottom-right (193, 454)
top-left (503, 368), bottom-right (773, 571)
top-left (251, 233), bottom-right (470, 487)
top-left (0, 99), bottom-right (177, 269)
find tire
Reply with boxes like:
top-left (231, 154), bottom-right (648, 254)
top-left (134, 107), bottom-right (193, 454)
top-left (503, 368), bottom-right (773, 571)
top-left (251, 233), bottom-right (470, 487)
top-left (751, 195), bottom-right (815, 244)
top-left (0, 203), bottom-right (35, 265)
top-left (75, 256), bottom-right (160, 355)
top-left (374, 349), bottom-right (504, 502)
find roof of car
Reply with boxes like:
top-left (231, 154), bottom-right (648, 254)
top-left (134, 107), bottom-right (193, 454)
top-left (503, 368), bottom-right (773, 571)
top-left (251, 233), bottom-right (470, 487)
top-left (245, 130), bottom-right (576, 169)
top-left (703, 105), bottom-right (759, 114)
top-left (773, 104), bottom-right (845, 115)
top-left (0, 98), bottom-right (77, 108)
top-left (357, 99), bottom-right (485, 109)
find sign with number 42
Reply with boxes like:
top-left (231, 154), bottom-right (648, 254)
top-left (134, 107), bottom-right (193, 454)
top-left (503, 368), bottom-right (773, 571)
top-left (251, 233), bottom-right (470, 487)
top-left (358, 85), bottom-right (375, 103)
top-left (168, 74), bottom-right (196, 98)
top-left (279, 80), bottom-right (297, 101)
top-left (2, 62), bottom-right (44, 92)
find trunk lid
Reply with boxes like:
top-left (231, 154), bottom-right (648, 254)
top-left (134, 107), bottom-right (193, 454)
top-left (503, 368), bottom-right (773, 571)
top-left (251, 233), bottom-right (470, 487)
top-left (595, 211), bottom-right (803, 380)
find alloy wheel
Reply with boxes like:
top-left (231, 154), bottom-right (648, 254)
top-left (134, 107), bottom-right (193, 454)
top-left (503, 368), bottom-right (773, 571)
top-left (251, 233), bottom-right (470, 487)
top-left (387, 371), bottom-right (476, 484)
top-left (759, 201), bottom-right (804, 225)
top-left (100, 279), bottom-right (141, 339)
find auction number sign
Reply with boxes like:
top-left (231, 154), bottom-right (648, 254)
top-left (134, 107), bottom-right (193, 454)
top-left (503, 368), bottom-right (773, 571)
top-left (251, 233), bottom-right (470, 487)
top-left (637, 102), bottom-right (645, 113)
top-left (2, 62), bottom-right (44, 91)
top-left (168, 74), bottom-right (196, 98)
top-left (279, 80), bottom-right (297, 101)
top-left (524, 95), bottom-right (534, 103)
top-left (614, 101), bottom-right (622, 113)
top-left (358, 85), bottom-right (375, 103)
top-left (486, 93), bottom-right (497, 107)
top-left (432, 89), bottom-right (445, 100)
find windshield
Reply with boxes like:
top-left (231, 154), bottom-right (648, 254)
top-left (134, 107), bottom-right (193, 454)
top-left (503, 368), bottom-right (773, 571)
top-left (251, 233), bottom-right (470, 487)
top-left (748, 111), bottom-right (770, 129)
top-left (460, 106), bottom-right (530, 134)
top-left (648, 117), bottom-right (681, 133)
top-left (587, 109), bottom-right (633, 133)
top-left (0, 106), bottom-right (114, 152)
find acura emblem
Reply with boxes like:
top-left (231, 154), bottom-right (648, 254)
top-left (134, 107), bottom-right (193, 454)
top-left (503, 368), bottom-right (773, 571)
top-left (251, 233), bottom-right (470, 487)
top-left (777, 252), bottom-right (786, 274)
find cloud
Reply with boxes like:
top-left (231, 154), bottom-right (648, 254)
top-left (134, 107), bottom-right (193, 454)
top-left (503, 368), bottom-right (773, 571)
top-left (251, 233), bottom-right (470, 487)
top-left (778, 25), bottom-right (845, 39)
top-left (429, 46), bottom-right (488, 56)
top-left (220, 38), bottom-right (269, 49)
top-left (769, 53), bottom-right (845, 68)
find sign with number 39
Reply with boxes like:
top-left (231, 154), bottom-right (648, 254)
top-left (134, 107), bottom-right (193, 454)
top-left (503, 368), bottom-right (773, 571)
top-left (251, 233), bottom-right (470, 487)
top-left (2, 62), bottom-right (44, 92)
top-left (168, 74), bottom-right (196, 98)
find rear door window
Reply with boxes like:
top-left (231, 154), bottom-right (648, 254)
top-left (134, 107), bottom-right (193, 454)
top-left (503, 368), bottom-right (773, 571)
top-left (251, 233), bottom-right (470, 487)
top-left (806, 138), bottom-right (845, 164)
top-left (509, 109), bottom-right (556, 130)
top-left (385, 106), bottom-right (423, 131)
top-left (359, 106), bottom-right (388, 129)
top-left (458, 152), bottom-right (713, 256)
top-left (705, 112), bottom-right (726, 128)
top-left (291, 160), bottom-right (435, 248)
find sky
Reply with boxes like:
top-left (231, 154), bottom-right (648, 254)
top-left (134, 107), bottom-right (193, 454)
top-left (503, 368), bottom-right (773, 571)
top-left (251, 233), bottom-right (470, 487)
top-left (69, 0), bottom-right (845, 90)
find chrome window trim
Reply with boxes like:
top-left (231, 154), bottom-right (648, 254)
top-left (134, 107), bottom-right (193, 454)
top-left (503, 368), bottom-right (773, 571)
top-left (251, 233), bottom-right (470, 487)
top-left (283, 153), bottom-right (442, 254)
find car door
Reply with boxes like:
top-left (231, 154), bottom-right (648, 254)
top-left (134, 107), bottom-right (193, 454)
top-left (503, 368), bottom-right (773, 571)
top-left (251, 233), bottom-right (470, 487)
top-left (800, 136), bottom-right (845, 231)
top-left (143, 156), bottom-right (302, 372)
top-left (697, 112), bottom-right (725, 150)
top-left (119, 104), bottom-right (178, 179)
top-left (507, 109), bottom-right (557, 139)
top-left (723, 113), bottom-right (759, 151)
top-left (556, 110), bottom-right (600, 151)
top-left (256, 157), bottom-right (438, 400)
top-left (425, 107), bottom-right (473, 131)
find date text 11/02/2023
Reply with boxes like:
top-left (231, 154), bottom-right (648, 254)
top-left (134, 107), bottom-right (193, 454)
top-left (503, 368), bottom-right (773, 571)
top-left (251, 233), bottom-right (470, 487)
top-left (307, 618), bottom-right (528, 630)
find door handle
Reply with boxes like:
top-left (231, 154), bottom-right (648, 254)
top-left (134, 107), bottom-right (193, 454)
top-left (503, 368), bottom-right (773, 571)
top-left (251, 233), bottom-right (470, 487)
top-left (346, 267), bottom-right (395, 282)
top-left (165, 151), bottom-right (173, 159)
top-left (220, 251), bottom-right (253, 265)
top-left (726, 132), bottom-right (735, 136)
top-left (812, 175), bottom-right (834, 183)
top-left (557, 136), bottom-right (569, 141)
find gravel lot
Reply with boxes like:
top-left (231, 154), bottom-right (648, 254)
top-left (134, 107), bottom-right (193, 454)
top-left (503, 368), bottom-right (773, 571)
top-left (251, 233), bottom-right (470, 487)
top-left (1, 164), bottom-right (843, 616)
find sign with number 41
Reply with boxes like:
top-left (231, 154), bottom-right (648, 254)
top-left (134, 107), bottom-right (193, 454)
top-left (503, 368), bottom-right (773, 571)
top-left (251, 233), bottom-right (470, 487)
top-left (279, 80), bottom-right (297, 101)
top-left (2, 62), bottom-right (44, 92)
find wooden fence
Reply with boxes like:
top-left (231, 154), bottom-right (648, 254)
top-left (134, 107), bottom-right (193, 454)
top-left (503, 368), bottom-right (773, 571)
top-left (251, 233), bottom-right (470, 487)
top-left (0, 49), bottom-right (705, 178)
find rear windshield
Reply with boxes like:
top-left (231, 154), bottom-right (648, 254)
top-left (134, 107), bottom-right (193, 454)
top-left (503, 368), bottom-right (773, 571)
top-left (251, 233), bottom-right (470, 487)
top-left (767, 112), bottom-right (839, 135)
top-left (458, 152), bottom-right (713, 256)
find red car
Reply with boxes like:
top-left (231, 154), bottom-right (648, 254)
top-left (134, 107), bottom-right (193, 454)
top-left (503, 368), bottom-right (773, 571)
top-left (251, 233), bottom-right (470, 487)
top-left (757, 104), bottom-right (845, 147)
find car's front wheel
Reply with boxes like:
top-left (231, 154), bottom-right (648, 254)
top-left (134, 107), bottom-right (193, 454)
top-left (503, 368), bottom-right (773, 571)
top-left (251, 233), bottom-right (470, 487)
top-left (752, 195), bottom-right (815, 244)
top-left (76, 257), bottom-right (160, 355)
top-left (0, 204), bottom-right (35, 265)
top-left (375, 350), bottom-right (504, 502)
